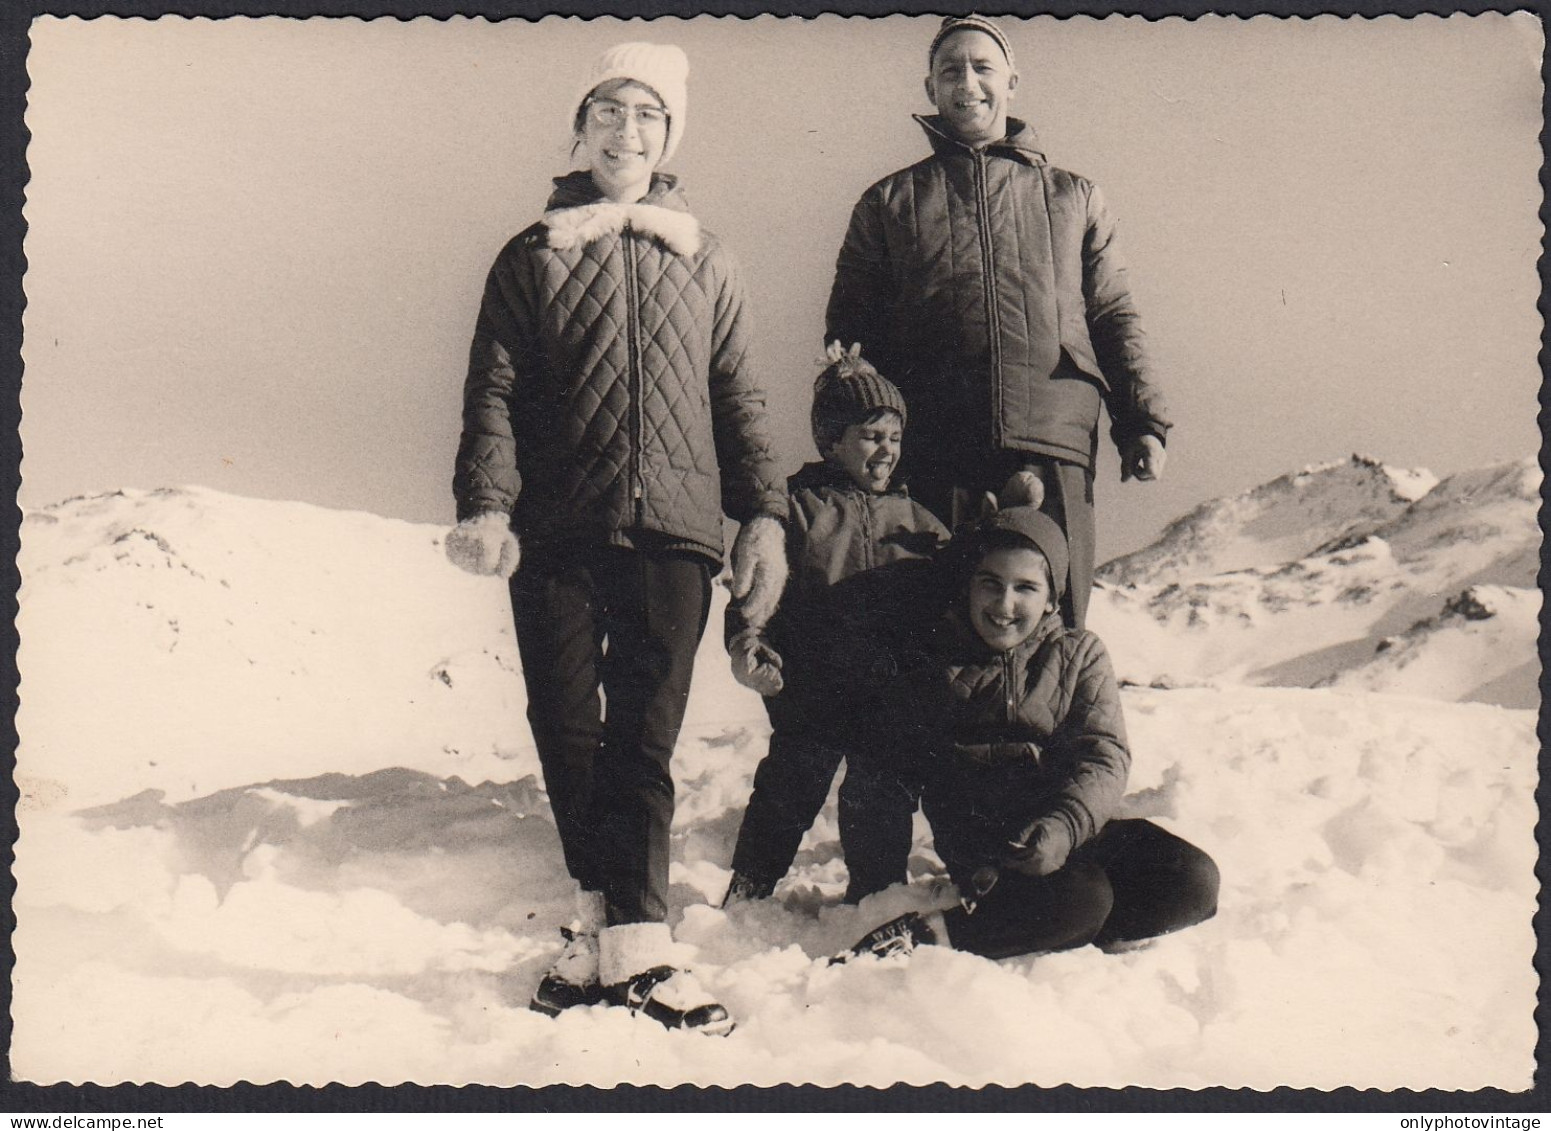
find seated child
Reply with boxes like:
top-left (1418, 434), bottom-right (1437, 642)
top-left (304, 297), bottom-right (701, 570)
top-left (724, 343), bottom-right (949, 905)
top-left (840, 505), bottom-right (1219, 960)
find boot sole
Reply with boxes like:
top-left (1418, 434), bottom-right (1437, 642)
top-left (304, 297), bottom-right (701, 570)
top-left (604, 979), bottom-right (737, 1037)
top-left (637, 1003), bottom-right (736, 1038)
top-left (529, 985), bottom-right (605, 1017)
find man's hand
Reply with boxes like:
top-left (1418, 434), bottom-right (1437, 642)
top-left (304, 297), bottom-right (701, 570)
top-left (1120, 434), bottom-right (1167, 483)
top-left (729, 630), bottom-right (785, 697)
top-left (729, 515), bottom-right (788, 629)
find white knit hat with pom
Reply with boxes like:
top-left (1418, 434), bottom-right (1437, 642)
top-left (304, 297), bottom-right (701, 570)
top-left (574, 42), bottom-right (690, 164)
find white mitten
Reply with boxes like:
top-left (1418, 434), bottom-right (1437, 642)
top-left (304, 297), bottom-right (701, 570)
top-left (728, 515), bottom-right (788, 629)
top-left (445, 512), bottom-right (520, 578)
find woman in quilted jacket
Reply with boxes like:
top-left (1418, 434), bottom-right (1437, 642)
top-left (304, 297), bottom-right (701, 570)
top-left (444, 42), bottom-right (789, 1036)
top-left (839, 506), bottom-right (1219, 963)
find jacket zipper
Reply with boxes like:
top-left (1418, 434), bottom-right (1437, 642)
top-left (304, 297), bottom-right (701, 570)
top-left (624, 230), bottom-right (645, 524)
top-left (973, 151), bottom-right (1004, 449)
top-left (1002, 650), bottom-right (1015, 725)
top-left (860, 491), bottom-right (874, 572)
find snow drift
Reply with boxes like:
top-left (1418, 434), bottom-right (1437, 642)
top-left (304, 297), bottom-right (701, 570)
top-left (11, 458), bottom-right (1541, 1089)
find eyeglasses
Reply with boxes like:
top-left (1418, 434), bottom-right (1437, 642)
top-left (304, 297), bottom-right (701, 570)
top-left (585, 99), bottom-right (668, 129)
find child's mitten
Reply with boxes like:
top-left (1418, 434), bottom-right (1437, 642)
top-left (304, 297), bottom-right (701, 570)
top-left (998, 468), bottom-right (1045, 510)
top-left (729, 629), bottom-right (784, 697)
top-left (1001, 814), bottom-right (1075, 878)
top-left (728, 515), bottom-right (788, 629)
top-left (445, 512), bottom-right (521, 578)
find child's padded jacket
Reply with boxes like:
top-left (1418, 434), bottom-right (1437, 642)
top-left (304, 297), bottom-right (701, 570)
top-left (908, 609), bottom-right (1131, 890)
top-left (729, 461), bottom-right (948, 708)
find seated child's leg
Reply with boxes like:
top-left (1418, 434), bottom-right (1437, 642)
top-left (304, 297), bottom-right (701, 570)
top-left (1079, 819), bottom-right (1220, 947)
top-left (838, 747), bottom-right (923, 903)
top-left (939, 863), bottom-right (1114, 960)
top-left (729, 726), bottom-right (846, 890)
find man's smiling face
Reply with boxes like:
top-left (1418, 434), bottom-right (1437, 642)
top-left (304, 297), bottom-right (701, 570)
top-left (924, 29), bottom-right (1018, 149)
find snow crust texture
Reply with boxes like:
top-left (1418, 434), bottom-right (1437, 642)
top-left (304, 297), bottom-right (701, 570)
top-left (11, 463), bottom-right (1541, 1089)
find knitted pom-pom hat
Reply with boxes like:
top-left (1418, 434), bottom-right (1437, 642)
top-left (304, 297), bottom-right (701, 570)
top-left (811, 342), bottom-right (909, 452)
top-left (574, 42), bottom-right (690, 164)
top-left (928, 14), bottom-right (1015, 69)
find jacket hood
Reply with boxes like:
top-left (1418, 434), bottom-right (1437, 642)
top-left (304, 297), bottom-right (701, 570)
top-left (789, 459), bottom-right (913, 497)
top-left (542, 170), bottom-right (701, 257)
top-left (915, 114), bottom-right (1046, 165)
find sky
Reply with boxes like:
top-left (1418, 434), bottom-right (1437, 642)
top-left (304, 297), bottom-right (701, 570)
top-left (19, 12), bottom-right (1545, 561)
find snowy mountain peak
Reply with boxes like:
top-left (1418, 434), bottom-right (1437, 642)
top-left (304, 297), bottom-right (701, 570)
top-left (1089, 456), bottom-right (1539, 706)
top-left (1099, 454), bottom-right (1440, 588)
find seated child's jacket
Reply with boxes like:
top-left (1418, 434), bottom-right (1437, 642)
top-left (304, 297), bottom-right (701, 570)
top-left (729, 461), bottom-right (948, 717)
top-left (907, 607), bottom-right (1130, 892)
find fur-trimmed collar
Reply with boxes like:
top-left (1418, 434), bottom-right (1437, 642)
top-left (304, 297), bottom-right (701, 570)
top-left (543, 200), bottom-right (702, 257)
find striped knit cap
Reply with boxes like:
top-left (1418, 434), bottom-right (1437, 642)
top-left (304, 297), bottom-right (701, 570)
top-left (928, 15), bottom-right (1015, 69)
top-left (811, 342), bottom-right (909, 450)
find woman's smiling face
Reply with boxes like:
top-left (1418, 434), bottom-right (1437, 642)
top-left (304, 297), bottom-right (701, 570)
top-left (580, 79), bottom-right (669, 202)
top-left (968, 545), bottom-right (1055, 652)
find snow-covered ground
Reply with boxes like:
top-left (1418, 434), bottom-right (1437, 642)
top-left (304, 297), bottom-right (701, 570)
top-left (11, 458), bottom-right (1541, 1089)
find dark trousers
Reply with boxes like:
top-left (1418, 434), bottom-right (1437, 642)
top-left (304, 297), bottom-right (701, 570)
top-left (916, 456), bottom-right (1096, 630)
top-left (942, 819), bottom-right (1219, 959)
top-left (510, 544), bottom-right (712, 926)
top-left (728, 710), bottom-right (919, 903)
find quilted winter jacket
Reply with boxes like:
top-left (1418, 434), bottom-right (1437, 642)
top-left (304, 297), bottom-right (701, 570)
top-left (907, 609), bottom-right (1131, 890)
top-left (825, 116), bottom-right (1171, 472)
top-left (454, 172), bottom-right (787, 562)
top-left (729, 462), bottom-right (949, 712)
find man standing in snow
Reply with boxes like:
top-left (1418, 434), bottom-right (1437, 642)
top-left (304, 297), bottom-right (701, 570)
top-left (825, 14), bottom-right (1172, 629)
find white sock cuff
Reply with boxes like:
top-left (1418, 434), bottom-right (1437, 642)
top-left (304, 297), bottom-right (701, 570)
top-left (599, 921), bottom-right (675, 985)
top-left (574, 889), bottom-right (606, 933)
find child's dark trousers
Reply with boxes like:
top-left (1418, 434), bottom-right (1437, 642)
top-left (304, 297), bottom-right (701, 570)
top-left (729, 692), bottom-right (918, 901)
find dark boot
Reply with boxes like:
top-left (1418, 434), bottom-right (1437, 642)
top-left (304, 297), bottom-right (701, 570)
top-left (832, 911), bottom-right (941, 965)
top-left (599, 922), bottom-right (735, 1037)
top-left (721, 871), bottom-right (776, 908)
top-left (528, 890), bottom-right (606, 1017)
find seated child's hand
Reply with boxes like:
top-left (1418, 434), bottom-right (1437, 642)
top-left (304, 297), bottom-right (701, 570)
top-left (998, 468), bottom-right (1045, 510)
top-left (1001, 815), bottom-right (1074, 878)
top-left (730, 630), bottom-right (784, 697)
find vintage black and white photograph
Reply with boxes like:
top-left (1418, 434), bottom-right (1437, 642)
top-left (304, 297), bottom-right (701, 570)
top-left (10, 10), bottom-right (1543, 1090)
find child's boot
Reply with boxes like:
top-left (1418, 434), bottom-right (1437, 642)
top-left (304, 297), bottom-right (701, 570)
top-left (832, 910), bottom-right (946, 964)
top-left (721, 871), bottom-right (775, 908)
top-left (529, 889), bottom-right (606, 1016)
top-left (599, 922), bottom-right (735, 1037)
